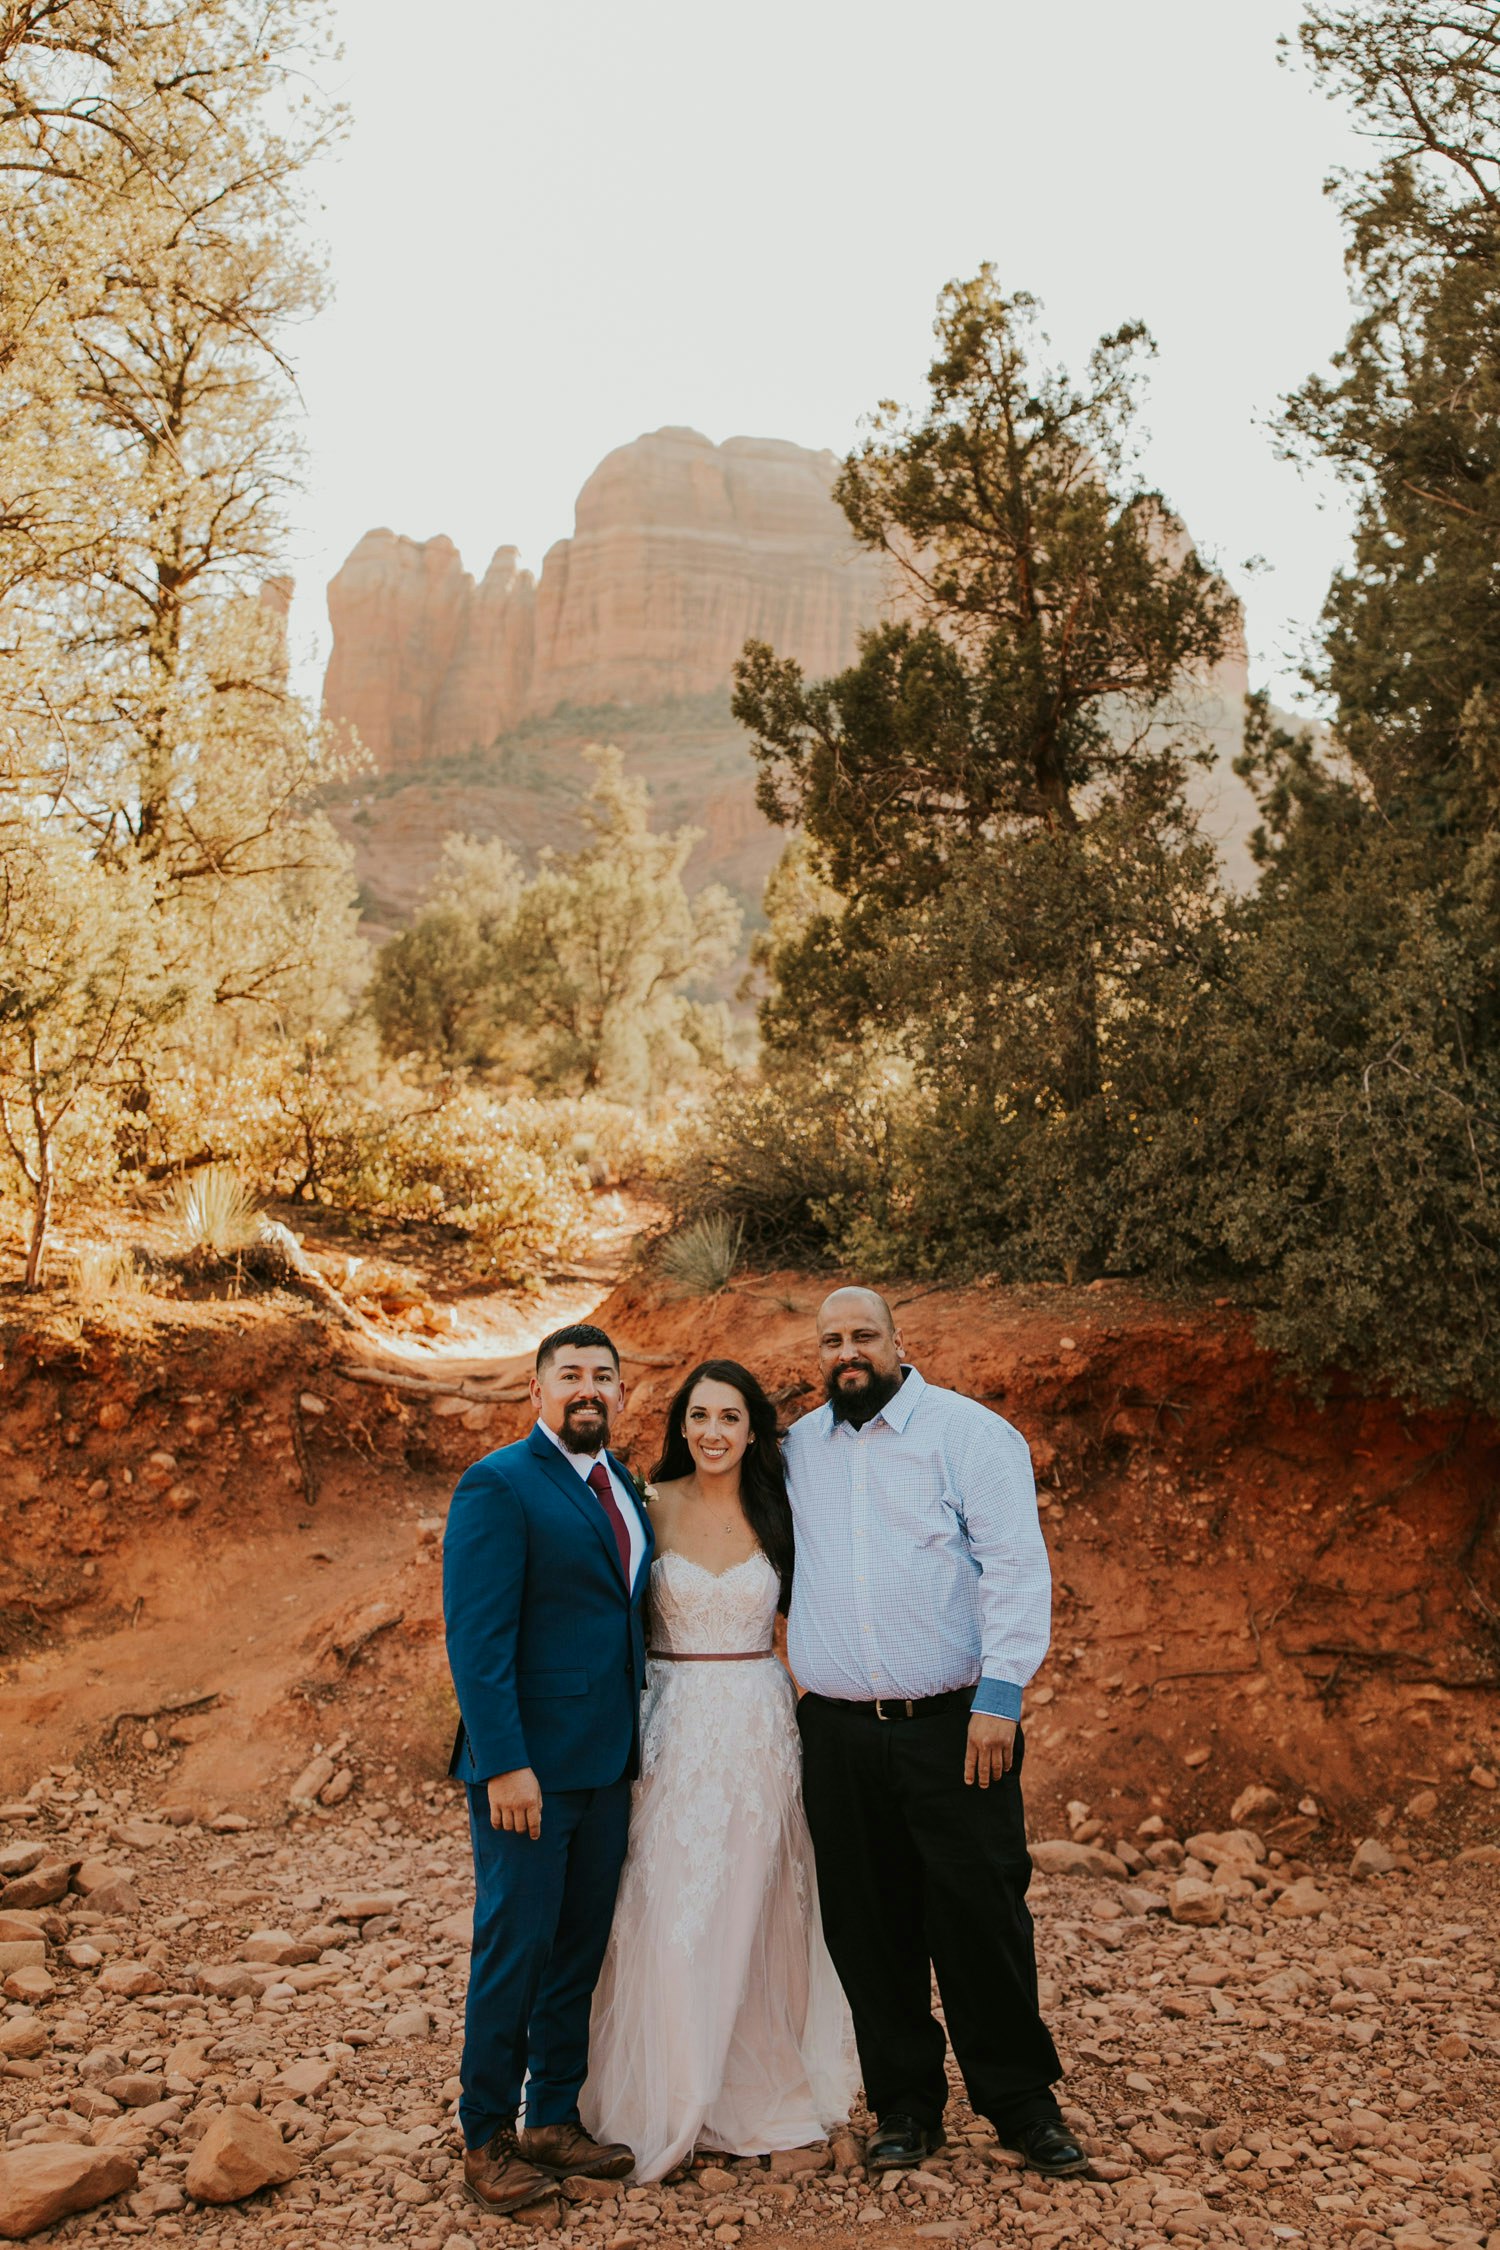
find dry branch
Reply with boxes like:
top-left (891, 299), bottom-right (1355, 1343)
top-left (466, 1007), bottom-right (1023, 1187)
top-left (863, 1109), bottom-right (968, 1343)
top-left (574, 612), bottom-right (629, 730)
top-left (106, 1689), bottom-right (220, 1741)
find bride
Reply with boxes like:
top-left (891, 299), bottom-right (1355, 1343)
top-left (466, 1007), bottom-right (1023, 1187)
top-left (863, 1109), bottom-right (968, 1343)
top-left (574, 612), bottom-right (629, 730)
top-left (580, 1358), bottom-right (856, 2181)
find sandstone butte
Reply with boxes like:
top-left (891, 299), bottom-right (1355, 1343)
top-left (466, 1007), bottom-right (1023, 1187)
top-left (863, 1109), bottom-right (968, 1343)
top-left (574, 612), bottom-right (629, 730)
top-left (322, 422), bottom-right (1259, 897)
top-left (322, 426), bottom-right (892, 772)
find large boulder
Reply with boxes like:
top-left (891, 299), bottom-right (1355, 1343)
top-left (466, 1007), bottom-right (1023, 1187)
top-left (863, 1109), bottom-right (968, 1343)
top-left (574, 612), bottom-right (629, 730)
top-left (0, 2146), bottom-right (137, 2239)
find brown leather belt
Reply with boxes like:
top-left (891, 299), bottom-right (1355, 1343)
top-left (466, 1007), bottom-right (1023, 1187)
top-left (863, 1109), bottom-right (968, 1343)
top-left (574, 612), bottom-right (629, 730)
top-left (648, 1649), bottom-right (775, 1662)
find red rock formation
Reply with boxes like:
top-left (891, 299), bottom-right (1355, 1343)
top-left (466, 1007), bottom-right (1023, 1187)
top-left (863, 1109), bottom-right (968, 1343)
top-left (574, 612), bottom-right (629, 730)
top-left (322, 533), bottom-right (536, 773)
top-left (322, 431), bottom-right (1259, 907)
top-left (321, 430), bottom-right (887, 769)
top-left (527, 427), bottom-right (888, 712)
top-left (434, 545), bottom-right (535, 758)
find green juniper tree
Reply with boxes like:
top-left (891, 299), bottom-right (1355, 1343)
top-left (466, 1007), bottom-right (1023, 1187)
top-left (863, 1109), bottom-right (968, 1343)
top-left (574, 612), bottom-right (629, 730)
top-left (729, 271), bottom-right (1236, 1275)
top-left (1189, 2), bottom-right (1500, 1407)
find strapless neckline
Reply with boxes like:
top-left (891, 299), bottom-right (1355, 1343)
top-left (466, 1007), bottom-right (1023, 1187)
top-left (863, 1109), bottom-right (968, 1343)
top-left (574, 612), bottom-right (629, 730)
top-left (652, 1550), bottom-right (766, 1584)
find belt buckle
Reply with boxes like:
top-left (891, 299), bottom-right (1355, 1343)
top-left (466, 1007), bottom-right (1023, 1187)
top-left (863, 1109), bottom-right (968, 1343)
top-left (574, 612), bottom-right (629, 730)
top-left (874, 1697), bottom-right (914, 1722)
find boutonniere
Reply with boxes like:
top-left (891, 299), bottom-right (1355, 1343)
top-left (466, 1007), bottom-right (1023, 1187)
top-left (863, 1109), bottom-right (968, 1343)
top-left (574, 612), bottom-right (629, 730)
top-left (624, 1464), bottom-right (655, 1509)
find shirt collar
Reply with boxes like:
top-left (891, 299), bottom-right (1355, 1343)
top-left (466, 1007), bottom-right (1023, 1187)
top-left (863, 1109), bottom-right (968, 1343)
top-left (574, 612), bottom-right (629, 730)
top-left (820, 1363), bottom-right (924, 1437)
top-left (535, 1416), bottom-right (604, 1478)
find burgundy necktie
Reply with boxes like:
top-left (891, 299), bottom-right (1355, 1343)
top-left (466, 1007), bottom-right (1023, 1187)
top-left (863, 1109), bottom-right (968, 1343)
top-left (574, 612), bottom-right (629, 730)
top-left (586, 1461), bottom-right (632, 1584)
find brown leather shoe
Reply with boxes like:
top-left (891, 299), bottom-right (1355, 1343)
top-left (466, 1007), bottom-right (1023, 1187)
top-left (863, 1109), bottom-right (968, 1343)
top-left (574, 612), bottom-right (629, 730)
top-left (463, 2127), bottom-right (554, 2214)
top-left (519, 2118), bottom-right (634, 2178)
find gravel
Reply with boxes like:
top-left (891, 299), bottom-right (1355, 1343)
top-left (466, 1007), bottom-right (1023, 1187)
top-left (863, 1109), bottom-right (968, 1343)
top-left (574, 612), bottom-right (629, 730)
top-left (1, 1771), bottom-right (1496, 2249)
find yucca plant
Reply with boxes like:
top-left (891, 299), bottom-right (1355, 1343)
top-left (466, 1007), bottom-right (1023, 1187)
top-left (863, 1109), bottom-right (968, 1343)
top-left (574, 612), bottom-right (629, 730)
top-left (659, 1212), bottom-right (744, 1297)
top-left (163, 1165), bottom-right (261, 1257)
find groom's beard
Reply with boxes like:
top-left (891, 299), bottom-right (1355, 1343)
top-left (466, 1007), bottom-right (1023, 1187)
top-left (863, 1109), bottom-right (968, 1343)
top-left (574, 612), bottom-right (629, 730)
top-left (559, 1396), bottom-right (611, 1453)
top-left (827, 1359), bottom-right (902, 1429)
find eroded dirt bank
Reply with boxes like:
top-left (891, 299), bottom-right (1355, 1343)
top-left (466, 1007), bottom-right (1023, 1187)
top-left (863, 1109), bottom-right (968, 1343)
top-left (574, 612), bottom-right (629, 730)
top-left (2, 1271), bottom-right (1498, 1846)
top-left (595, 1273), bottom-right (1500, 1852)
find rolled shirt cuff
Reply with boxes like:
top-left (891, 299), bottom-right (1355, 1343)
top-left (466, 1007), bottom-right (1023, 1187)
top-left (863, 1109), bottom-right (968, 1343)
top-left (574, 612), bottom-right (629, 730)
top-left (971, 1676), bottom-right (1024, 1721)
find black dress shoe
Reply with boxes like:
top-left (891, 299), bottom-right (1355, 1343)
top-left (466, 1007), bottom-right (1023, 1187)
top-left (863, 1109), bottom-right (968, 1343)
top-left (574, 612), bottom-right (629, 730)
top-left (866, 2113), bottom-right (946, 2171)
top-left (1005, 2117), bottom-right (1087, 2176)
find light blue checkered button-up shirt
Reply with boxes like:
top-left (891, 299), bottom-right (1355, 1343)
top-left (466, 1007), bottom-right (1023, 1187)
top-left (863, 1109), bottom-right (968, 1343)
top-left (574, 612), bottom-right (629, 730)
top-left (783, 1365), bottom-right (1051, 1720)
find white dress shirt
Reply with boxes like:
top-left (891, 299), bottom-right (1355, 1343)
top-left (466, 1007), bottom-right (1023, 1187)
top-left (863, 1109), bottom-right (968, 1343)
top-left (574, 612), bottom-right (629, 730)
top-left (783, 1366), bottom-right (1050, 1719)
top-left (535, 1417), bottom-right (648, 1586)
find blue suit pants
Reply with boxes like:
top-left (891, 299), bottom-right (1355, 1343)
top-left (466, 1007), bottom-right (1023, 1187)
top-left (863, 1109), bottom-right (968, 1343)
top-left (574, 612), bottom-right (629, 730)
top-left (459, 1776), bottom-right (631, 2148)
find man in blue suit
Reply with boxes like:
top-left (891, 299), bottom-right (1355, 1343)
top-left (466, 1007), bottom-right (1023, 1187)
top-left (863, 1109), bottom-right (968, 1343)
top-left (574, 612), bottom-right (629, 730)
top-left (444, 1322), bottom-right (652, 2216)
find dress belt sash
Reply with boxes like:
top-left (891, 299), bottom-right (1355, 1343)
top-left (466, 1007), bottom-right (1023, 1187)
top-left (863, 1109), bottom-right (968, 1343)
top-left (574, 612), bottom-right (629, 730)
top-left (648, 1649), bottom-right (775, 1662)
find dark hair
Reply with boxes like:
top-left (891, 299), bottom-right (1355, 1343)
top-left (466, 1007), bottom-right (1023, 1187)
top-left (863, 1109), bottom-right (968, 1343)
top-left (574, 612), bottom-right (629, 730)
top-left (651, 1360), bottom-right (794, 1613)
top-left (535, 1322), bottom-right (620, 1374)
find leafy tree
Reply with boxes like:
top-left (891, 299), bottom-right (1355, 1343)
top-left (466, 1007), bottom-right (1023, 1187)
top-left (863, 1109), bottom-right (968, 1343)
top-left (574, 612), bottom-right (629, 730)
top-left (1188, 2), bottom-right (1500, 1407)
top-left (0, 819), bottom-right (186, 1283)
top-left (369, 837), bottom-right (525, 1072)
top-left (1282, 2), bottom-right (1500, 830)
top-left (0, 3), bottom-right (364, 1268)
top-left (0, 0), bottom-right (356, 1026)
top-left (373, 749), bottom-right (742, 1102)
top-left (730, 272), bottom-right (1235, 1272)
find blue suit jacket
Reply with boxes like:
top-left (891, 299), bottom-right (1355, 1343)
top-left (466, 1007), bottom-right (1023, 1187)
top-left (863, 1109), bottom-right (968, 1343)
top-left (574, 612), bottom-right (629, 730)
top-left (443, 1424), bottom-right (654, 1792)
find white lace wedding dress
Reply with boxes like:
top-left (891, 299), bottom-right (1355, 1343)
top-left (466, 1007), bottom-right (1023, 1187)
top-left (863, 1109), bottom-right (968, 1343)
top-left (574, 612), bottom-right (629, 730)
top-left (580, 1550), bottom-right (857, 2181)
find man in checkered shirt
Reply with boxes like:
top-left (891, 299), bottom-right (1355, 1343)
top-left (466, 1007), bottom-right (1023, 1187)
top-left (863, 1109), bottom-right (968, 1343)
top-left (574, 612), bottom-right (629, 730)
top-left (786, 1286), bottom-right (1083, 2178)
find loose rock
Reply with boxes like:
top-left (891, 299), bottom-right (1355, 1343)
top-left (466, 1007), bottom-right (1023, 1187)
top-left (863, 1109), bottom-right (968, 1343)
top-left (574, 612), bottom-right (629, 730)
top-left (1272, 1875), bottom-right (1332, 1917)
top-left (1029, 1839), bottom-right (1128, 1878)
top-left (0, 2144), bottom-right (138, 2239)
top-left (1169, 1877), bottom-right (1226, 1926)
top-left (183, 2107), bottom-right (300, 2203)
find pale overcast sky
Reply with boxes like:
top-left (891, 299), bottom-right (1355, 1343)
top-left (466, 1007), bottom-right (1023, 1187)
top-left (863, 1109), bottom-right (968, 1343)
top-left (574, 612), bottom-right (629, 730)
top-left (288, 0), bottom-right (1372, 713)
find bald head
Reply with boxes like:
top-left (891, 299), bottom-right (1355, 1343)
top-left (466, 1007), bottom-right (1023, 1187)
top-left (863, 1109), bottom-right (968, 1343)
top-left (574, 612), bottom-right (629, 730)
top-left (818, 1285), bottom-right (896, 1336)
top-left (817, 1285), bottom-right (905, 1426)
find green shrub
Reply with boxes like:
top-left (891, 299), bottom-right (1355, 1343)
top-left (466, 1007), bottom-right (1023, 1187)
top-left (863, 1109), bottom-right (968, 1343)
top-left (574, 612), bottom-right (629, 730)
top-left (335, 1091), bottom-right (592, 1281)
top-left (664, 1057), bottom-right (922, 1271)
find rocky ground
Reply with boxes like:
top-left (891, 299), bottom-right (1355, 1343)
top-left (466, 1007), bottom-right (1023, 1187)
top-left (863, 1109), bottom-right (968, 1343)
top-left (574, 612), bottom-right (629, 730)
top-left (1, 1768), bottom-right (1496, 2250)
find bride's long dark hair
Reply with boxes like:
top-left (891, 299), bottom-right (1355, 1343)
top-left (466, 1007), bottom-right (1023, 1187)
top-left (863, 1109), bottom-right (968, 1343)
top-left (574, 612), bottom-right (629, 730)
top-left (650, 1359), bottom-right (794, 1613)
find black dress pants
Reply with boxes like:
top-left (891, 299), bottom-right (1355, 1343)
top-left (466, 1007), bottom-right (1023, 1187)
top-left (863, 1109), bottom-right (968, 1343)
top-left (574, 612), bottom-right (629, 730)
top-left (798, 1696), bottom-right (1062, 2134)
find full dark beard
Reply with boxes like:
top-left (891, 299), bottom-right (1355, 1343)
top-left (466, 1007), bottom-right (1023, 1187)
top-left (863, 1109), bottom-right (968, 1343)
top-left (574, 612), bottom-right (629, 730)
top-left (560, 1398), bottom-right (610, 1453)
top-left (827, 1361), bottom-right (902, 1429)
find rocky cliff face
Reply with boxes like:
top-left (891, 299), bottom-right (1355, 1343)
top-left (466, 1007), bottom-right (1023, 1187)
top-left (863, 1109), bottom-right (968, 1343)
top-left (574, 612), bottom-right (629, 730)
top-left (528, 427), bottom-right (889, 713)
top-left (323, 534), bottom-right (536, 774)
top-left (322, 428), bottom-right (887, 769)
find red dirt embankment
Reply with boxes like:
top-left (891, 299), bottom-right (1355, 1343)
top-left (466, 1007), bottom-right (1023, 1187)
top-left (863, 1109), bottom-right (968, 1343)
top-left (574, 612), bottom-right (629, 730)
top-left (2, 1271), bottom-right (1497, 1859)
top-left (592, 1274), bottom-right (1500, 1855)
